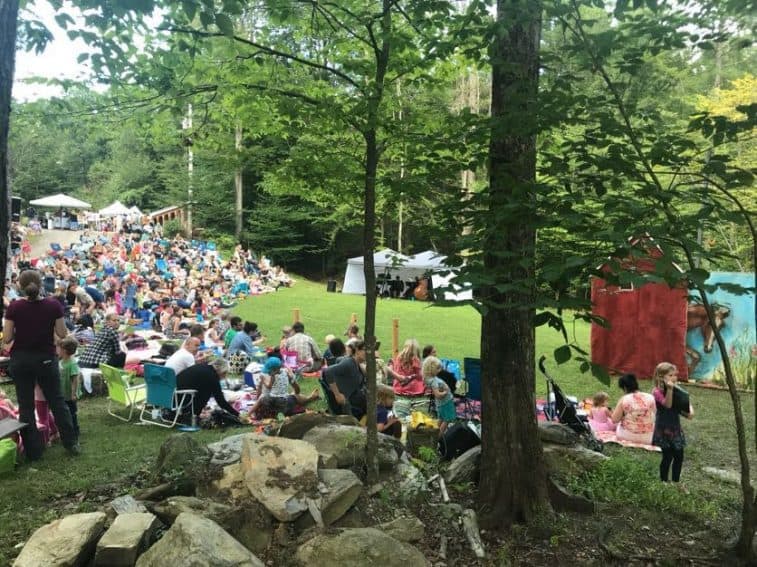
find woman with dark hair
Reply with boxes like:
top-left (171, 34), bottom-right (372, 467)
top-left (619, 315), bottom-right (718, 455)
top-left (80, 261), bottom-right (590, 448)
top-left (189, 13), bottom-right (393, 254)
top-left (611, 373), bottom-right (656, 444)
top-left (2, 270), bottom-right (80, 460)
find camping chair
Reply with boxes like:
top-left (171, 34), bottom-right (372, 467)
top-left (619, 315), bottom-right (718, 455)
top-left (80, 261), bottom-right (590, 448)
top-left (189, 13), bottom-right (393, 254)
top-left (140, 364), bottom-right (197, 428)
top-left (49, 243), bottom-right (62, 255)
top-left (155, 258), bottom-right (169, 274)
top-left (457, 358), bottom-right (482, 420)
top-left (100, 363), bottom-right (145, 422)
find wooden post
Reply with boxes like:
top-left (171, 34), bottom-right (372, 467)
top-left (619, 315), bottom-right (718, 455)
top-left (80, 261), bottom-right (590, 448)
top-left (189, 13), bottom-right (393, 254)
top-left (350, 312), bottom-right (358, 325)
top-left (293, 308), bottom-right (301, 324)
top-left (392, 318), bottom-right (399, 356)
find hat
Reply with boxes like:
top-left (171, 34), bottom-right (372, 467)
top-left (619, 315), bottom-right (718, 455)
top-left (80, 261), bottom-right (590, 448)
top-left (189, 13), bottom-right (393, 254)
top-left (263, 357), bottom-right (282, 374)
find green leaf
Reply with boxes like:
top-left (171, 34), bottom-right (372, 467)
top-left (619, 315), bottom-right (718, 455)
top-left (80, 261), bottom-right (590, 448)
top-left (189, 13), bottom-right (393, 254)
top-left (76, 53), bottom-right (89, 64)
top-left (182, 0), bottom-right (197, 21)
top-left (215, 13), bottom-right (235, 36)
top-left (554, 345), bottom-right (571, 365)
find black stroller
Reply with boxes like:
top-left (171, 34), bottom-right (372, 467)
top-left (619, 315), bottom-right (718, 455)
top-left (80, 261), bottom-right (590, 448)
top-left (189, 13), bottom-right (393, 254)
top-left (538, 355), bottom-right (603, 453)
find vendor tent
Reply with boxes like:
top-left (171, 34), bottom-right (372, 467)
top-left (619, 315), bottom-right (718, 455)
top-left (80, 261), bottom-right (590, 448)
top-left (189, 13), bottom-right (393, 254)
top-left (128, 206), bottom-right (143, 217)
top-left (342, 249), bottom-right (412, 294)
top-left (29, 193), bottom-right (91, 209)
top-left (99, 201), bottom-right (131, 217)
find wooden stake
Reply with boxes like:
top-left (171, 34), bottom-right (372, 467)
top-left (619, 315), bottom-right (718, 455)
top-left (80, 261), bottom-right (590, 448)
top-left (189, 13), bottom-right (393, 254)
top-left (462, 508), bottom-right (486, 559)
top-left (293, 308), bottom-right (301, 323)
top-left (350, 312), bottom-right (358, 325)
top-left (438, 476), bottom-right (450, 503)
top-left (392, 318), bottom-right (399, 356)
top-left (439, 535), bottom-right (447, 560)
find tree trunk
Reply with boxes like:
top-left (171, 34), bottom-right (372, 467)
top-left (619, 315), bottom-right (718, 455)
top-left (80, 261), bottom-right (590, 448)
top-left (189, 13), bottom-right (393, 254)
top-left (478, 0), bottom-right (549, 528)
top-left (235, 124), bottom-right (243, 241)
top-left (0, 0), bottom-right (20, 319)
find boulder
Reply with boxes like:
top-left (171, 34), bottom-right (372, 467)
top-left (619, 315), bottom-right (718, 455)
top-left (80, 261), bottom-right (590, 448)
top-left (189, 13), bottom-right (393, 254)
top-left (204, 463), bottom-right (247, 499)
top-left (153, 433), bottom-right (212, 488)
top-left (207, 433), bottom-right (249, 466)
top-left (295, 527), bottom-right (430, 567)
top-left (296, 469), bottom-right (363, 529)
top-left (445, 445), bottom-right (481, 485)
top-left (702, 467), bottom-right (741, 486)
top-left (135, 512), bottom-right (264, 567)
top-left (538, 422), bottom-right (580, 445)
top-left (547, 477), bottom-right (595, 515)
top-left (277, 413), bottom-right (360, 440)
top-left (108, 495), bottom-right (148, 518)
top-left (14, 512), bottom-right (107, 567)
top-left (378, 515), bottom-right (425, 543)
top-left (241, 434), bottom-right (319, 522)
top-left (542, 443), bottom-right (608, 479)
top-left (385, 459), bottom-right (428, 497)
top-left (302, 425), bottom-right (399, 471)
top-left (151, 496), bottom-right (274, 556)
top-left (95, 512), bottom-right (160, 567)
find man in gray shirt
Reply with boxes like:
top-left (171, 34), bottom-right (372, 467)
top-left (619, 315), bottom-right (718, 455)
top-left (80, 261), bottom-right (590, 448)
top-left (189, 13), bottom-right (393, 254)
top-left (322, 341), bottom-right (367, 419)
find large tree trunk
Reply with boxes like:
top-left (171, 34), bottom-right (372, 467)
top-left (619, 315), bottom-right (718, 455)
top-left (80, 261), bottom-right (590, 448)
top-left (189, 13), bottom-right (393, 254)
top-left (478, 0), bottom-right (549, 528)
top-left (0, 0), bottom-right (20, 319)
top-left (235, 124), bottom-right (243, 241)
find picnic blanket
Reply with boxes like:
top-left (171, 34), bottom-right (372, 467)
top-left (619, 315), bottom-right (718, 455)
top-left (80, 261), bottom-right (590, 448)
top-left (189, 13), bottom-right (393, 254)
top-left (594, 429), bottom-right (660, 452)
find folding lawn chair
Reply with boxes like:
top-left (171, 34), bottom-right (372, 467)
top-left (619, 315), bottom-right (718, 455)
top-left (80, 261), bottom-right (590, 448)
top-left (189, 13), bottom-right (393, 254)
top-left (100, 363), bottom-right (145, 422)
top-left (140, 364), bottom-right (197, 429)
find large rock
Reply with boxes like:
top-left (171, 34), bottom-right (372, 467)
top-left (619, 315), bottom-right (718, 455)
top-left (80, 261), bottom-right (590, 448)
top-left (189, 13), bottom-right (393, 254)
top-left (136, 512), bottom-right (264, 567)
top-left (302, 425), bottom-right (399, 471)
top-left (445, 445), bottom-right (481, 485)
top-left (538, 422), bottom-right (580, 445)
top-left (207, 433), bottom-right (249, 466)
top-left (295, 527), bottom-right (430, 567)
top-left (277, 413), bottom-right (360, 440)
top-left (95, 513), bottom-right (160, 567)
top-left (296, 469), bottom-right (363, 529)
top-left (14, 512), bottom-right (107, 567)
top-left (241, 434), bottom-right (319, 522)
top-left (542, 443), bottom-right (608, 478)
top-left (702, 466), bottom-right (741, 486)
top-left (151, 496), bottom-right (274, 556)
top-left (153, 433), bottom-right (212, 488)
top-left (383, 458), bottom-right (428, 497)
top-left (378, 515), bottom-right (425, 543)
top-left (547, 477), bottom-right (595, 515)
top-left (204, 463), bottom-right (247, 499)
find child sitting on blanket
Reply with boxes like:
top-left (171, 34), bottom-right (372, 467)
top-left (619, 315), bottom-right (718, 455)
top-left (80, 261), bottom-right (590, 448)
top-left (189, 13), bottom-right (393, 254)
top-left (588, 391), bottom-right (615, 432)
top-left (376, 385), bottom-right (402, 439)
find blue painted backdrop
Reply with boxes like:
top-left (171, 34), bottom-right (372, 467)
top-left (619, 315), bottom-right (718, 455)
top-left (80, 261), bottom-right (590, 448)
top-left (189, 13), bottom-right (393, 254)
top-left (687, 272), bottom-right (756, 386)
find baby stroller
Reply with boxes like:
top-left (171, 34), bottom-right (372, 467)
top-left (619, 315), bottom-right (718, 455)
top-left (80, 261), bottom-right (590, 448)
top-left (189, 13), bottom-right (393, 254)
top-left (538, 355), bottom-right (603, 453)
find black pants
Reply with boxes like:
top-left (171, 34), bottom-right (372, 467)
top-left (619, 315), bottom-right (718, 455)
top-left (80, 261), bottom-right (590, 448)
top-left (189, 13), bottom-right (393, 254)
top-left (66, 400), bottom-right (80, 436)
top-left (80, 352), bottom-right (126, 369)
top-left (10, 351), bottom-right (78, 460)
top-left (660, 447), bottom-right (684, 482)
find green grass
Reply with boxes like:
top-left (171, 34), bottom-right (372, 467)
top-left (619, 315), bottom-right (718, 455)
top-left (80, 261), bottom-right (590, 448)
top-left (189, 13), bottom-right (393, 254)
top-left (0, 279), bottom-right (753, 564)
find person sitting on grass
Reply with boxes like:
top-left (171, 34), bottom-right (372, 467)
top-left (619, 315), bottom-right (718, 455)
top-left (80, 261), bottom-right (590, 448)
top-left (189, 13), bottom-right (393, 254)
top-left (323, 336), bottom-right (346, 367)
top-left (224, 316), bottom-right (243, 349)
top-left (376, 384), bottom-right (402, 439)
top-left (58, 337), bottom-right (81, 437)
top-left (248, 357), bottom-right (320, 418)
top-left (422, 356), bottom-right (456, 435)
top-left (78, 313), bottom-right (126, 369)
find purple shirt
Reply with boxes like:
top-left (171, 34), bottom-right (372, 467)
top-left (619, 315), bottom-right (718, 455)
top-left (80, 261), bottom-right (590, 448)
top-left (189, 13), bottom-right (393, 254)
top-left (5, 298), bottom-right (64, 355)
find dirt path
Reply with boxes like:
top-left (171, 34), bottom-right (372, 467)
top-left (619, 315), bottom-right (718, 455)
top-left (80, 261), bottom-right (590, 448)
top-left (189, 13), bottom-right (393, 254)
top-left (29, 229), bottom-right (85, 258)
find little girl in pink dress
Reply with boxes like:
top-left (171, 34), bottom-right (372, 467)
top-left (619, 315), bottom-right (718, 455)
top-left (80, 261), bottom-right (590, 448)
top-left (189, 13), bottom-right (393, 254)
top-left (588, 391), bottom-right (615, 432)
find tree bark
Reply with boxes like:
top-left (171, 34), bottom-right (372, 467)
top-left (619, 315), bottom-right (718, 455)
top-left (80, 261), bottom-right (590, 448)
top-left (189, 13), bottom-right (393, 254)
top-left (0, 0), bottom-right (20, 319)
top-left (478, 0), bottom-right (549, 528)
top-left (235, 124), bottom-right (243, 241)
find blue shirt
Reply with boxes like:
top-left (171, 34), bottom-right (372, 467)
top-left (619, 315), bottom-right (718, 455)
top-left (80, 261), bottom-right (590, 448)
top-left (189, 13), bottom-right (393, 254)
top-left (227, 331), bottom-right (255, 356)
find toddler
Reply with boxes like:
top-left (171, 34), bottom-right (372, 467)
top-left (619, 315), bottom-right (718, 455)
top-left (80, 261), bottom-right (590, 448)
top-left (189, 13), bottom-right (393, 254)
top-left (588, 391), bottom-right (615, 432)
top-left (376, 385), bottom-right (402, 439)
top-left (58, 337), bottom-right (81, 437)
top-left (422, 356), bottom-right (456, 435)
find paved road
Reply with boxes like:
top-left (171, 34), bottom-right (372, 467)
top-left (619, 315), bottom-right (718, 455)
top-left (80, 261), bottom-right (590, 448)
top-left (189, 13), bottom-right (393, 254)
top-left (29, 229), bottom-right (84, 258)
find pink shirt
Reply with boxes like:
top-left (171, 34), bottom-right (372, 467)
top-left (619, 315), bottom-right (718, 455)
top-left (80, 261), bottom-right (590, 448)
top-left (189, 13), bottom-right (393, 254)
top-left (392, 356), bottom-right (424, 396)
top-left (618, 392), bottom-right (656, 435)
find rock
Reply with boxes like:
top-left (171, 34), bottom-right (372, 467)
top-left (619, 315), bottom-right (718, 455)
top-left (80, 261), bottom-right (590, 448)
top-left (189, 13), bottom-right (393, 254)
top-left (95, 512), bottom-right (160, 567)
top-left (386, 460), bottom-right (428, 496)
top-left (538, 422), bottom-right (580, 445)
top-left (302, 425), bottom-right (399, 471)
top-left (240, 434), bottom-right (319, 522)
top-left (207, 433), bottom-right (250, 466)
top-left (151, 496), bottom-right (274, 556)
top-left (702, 466), bottom-right (741, 485)
top-left (295, 527), bottom-right (431, 567)
top-left (13, 512), bottom-right (107, 567)
top-left (136, 512), bottom-right (264, 567)
top-left (542, 443), bottom-right (608, 479)
top-left (108, 495), bottom-right (148, 518)
top-left (445, 445), bottom-right (481, 485)
top-left (296, 469), bottom-right (363, 530)
top-left (547, 477), bottom-right (594, 515)
top-left (277, 413), bottom-right (360, 440)
top-left (153, 434), bottom-right (212, 488)
top-left (378, 515), bottom-right (425, 542)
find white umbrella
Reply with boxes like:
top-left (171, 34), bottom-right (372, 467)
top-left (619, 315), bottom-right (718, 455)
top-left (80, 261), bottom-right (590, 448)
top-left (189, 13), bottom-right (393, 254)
top-left (29, 193), bottom-right (92, 209)
top-left (98, 201), bottom-right (132, 217)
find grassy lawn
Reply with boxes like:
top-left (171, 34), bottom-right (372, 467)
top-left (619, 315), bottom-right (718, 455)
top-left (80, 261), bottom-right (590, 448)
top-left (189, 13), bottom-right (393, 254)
top-left (0, 280), bottom-right (753, 564)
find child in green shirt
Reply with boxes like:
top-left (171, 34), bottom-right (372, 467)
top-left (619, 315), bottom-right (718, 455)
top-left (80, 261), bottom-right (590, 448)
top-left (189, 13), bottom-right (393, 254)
top-left (58, 337), bottom-right (81, 437)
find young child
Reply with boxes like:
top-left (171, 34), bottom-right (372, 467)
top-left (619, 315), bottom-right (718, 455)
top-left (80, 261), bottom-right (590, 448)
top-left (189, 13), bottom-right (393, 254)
top-left (652, 362), bottom-right (694, 489)
top-left (588, 391), bottom-right (615, 432)
top-left (58, 337), bottom-right (82, 437)
top-left (422, 356), bottom-right (456, 435)
top-left (376, 385), bottom-right (402, 439)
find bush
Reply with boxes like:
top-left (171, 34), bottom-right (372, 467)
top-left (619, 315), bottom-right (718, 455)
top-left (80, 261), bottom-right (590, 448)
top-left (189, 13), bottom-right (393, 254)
top-left (163, 219), bottom-right (183, 238)
top-left (567, 455), bottom-right (718, 519)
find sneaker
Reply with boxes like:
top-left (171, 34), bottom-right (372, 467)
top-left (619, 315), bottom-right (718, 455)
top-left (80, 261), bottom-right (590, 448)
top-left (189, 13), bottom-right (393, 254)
top-left (66, 443), bottom-right (82, 456)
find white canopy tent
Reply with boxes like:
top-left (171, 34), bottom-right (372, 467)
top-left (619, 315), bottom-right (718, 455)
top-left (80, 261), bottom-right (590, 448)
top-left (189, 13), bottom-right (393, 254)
top-left (29, 193), bottom-right (91, 209)
top-left (128, 206), bottom-right (143, 217)
top-left (98, 201), bottom-right (132, 217)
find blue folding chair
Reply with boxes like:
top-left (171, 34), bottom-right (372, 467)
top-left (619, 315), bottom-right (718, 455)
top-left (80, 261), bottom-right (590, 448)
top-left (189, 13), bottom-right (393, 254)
top-left (462, 357), bottom-right (481, 402)
top-left (140, 364), bottom-right (197, 429)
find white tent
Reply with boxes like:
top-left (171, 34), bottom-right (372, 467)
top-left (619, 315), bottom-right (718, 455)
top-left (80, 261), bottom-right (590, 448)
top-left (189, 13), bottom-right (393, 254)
top-left (128, 206), bottom-right (143, 217)
top-left (98, 201), bottom-right (132, 217)
top-left (342, 249), bottom-right (413, 294)
top-left (29, 193), bottom-right (91, 209)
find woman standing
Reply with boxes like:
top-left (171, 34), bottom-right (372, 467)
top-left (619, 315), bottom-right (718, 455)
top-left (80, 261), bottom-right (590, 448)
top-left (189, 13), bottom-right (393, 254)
top-left (611, 373), bottom-right (656, 445)
top-left (2, 270), bottom-right (80, 460)
top-left (652, 362), bottom-right (693, 487)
